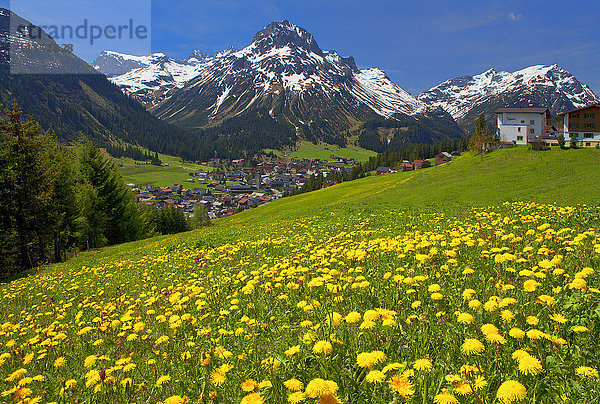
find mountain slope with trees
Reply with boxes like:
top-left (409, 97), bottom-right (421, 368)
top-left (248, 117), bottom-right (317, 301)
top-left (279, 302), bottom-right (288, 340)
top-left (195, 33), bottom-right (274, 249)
top-left (0, 8), bottom-right (215, 161)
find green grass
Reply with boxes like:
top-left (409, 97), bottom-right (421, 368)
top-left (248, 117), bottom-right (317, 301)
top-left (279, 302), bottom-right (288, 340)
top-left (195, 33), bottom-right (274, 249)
top-left (43, 146), bottom-right (600, 266)
top-left (114, 153), bottom-right (213, 188)
top-left (230, 146), bottom-right (600, 222)
top-left (2, 146), bottom-right (600, 403)
top-left (267, 140), bottom-right (376, 162)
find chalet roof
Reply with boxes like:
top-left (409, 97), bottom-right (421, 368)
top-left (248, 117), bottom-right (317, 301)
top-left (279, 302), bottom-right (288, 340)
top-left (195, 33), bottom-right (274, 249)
top-left (556, 103), bottom-right (600, 116)
top-left (495, 107), bottom-right (551, 119)
top-left (495, 107), bottom-right (549, 114)
top-left (376, 167), bottom-right (390, 171)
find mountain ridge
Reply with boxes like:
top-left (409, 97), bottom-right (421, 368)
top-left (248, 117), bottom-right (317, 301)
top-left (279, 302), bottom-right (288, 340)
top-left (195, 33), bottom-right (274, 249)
top-left (96, 20), bottom-right (462, 153)
top-left (0, 8), bottom-right (216, 161)
top-left (418, 64), bottom-right (600, 129)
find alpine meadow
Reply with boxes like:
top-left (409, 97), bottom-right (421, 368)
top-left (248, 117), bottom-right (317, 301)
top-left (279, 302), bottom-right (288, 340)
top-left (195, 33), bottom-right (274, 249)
top-left (1, 1), bottom-right (600, 404)
top-left (1, 149), bottom-right (600, 404)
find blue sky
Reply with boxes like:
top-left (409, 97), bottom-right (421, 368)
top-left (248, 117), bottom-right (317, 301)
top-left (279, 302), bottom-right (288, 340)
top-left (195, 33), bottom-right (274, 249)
top-left (5, 0), bottom-right (600, 94)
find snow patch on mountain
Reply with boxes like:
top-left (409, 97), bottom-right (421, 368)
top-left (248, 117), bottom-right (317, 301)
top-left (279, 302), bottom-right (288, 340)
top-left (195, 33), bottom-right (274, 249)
top-left (419, 64), bottom-right (600, 120)
top-left (351, 68), bottom-right (426, 117)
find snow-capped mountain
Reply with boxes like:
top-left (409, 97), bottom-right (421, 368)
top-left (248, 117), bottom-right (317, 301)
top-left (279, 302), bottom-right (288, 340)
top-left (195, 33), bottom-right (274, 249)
top-left (150, 21), bottom-right (447, 140)
top-left (98, 21), bottom-right (430, 120)
top-left (419, 65), bottom-right (600, 128)
top-left (95, 20), bottom-right (463, 150)
top-left (92, 49), bottom-right (235, 106)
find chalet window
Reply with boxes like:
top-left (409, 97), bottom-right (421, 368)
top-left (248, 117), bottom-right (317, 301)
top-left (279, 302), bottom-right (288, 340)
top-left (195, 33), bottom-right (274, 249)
top-left (517, 136), bottom-right (523, 141)
top-left (586, 143), bottom-right (591, 147)
top-left (529, 129), bottom-right (535, 134)
top-left (517, 127), bottom-right (521, 132)
top-left (521, 120), bottom-right (525, 123)
top-left (530, 120), bottom-right (535, 125)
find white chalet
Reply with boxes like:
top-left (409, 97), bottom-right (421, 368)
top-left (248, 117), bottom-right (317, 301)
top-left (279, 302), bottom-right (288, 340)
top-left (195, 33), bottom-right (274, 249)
top-left (495, 107), bottom-right (551, 145)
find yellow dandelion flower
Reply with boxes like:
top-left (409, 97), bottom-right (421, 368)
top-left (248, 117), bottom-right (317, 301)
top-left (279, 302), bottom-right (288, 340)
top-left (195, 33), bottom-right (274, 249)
top-left (240, 392), bottom-right (264, 404)
top-left (241, 379), bottom-right (258, 392)
top-left (84, 355), bottom-right (97, 368)
top-left (496, 380), bottom-right (526, 403)
top-left (461, 338), bottom-right (485, 355)
top-left (382, 362), bottom-right (403, 373)
top-left (284, 378), bottom-right (304, 391)
top-left (473, 375), bottom-right (487, 390)
top-left (456, 312), bottom-right (474, 324)
top-left (288, 391), bottom-right (305, 403)
top-left (23, 353), bottom-right (34, 365)
top-left (576, 366), bottom-right (598, 378)
top-left (5, 368), bottom-right (27, 382)
top-left (258, 380), bottom-right (272, 389)
top-left (317, 392), bottom-right (341, 404)
top-left (344, 311), bottom-right (361, 324)
top-left (122, 363), bottom-right (136, 372)
top-left (469, 299), bottom-right (482, 310)
top-left (313, 340), bottom-right (333, 355)
top-left (413, 358), bottom-right (433, 371)
top-left (526, 329), bottom-right (546, 339)
top-left (210, 370), bottom-right (226, 386)
top-left (511, 350), bottom-right (531, 361)
top-left (434, 388), bottom-right (458, 404)
top-left (454, 383), bottom-right (471, 396)
top-left (550, 313), bottom-right (567, 324)
top-left (509, 327), bottom-right (525, 339)
top-left (53, 356), bottom-right (65, 369)
top-left (156, 375), bottom-right (171, 387)
top-left (388, 375), bottom-right (414, 398)
top-left (304, 378), bottom-right (338, 398)
top-left (163, 396), bottom-right (189, 404)
top-left (486, 333), bottom-right (507, 345)
top-left (480, 323), bottom-right (499, 335)
top-left (356, 351), bottom-right (386, 368)
top-left (155, 335), bottom-right (169, 345)
top-left (365, 370), bottom-right (385, 384)
top-left (500, 310), bottom-right (515, 321)
top-left (518, 355), bottom-right (542, 376)
top-left (285, 345), bottom-right (300, 356)
top-left (359, 319), bottom-right (376, 330)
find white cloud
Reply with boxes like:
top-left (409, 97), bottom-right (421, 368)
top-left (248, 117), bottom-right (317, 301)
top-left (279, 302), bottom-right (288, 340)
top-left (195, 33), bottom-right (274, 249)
top-left (509, 12), bottom-right (522, 22)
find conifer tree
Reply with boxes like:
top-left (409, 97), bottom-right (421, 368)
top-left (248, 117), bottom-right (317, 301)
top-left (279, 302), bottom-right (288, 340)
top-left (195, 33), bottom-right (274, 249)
top-left (75, 139), bottom-right (142, 248)
top-left (0, 104), bottom-right (74, 273)
top-left (469, 113), bottom-right (493, 161)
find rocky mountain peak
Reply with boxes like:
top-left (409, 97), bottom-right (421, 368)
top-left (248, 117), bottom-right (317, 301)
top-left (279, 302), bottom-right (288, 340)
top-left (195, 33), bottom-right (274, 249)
top-left (251, 20), bottom-right (323, 56)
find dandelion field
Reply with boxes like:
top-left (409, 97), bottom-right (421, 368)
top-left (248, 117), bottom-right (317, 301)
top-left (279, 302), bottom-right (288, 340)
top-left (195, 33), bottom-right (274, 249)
top-left (1, 200), bottom-right (599, 404)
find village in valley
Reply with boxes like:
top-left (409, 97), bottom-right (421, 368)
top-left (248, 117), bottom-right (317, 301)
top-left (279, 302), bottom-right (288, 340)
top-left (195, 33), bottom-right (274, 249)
top-left (130, 155), bottom-right (361, 220)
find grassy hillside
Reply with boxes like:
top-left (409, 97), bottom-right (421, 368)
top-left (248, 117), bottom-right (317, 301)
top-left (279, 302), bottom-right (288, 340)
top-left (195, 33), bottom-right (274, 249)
top-left (66, 146), bottom-right (600, 264)
top-left (1, 147), bottom-right (600, 404)
top-left (266, 141), bottom-right (377, 162)
top-left (114, 153), bottom-right (214, 188)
